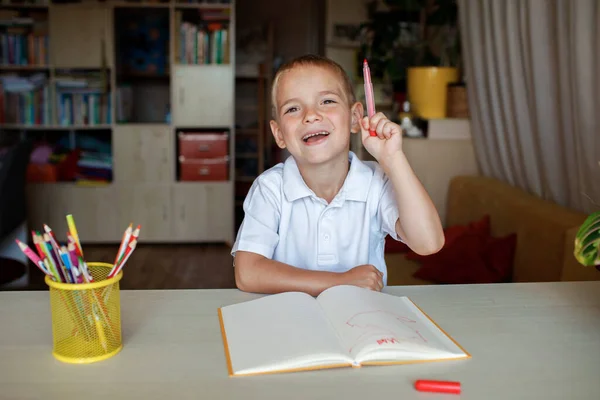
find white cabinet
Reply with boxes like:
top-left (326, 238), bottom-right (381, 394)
top-left (113, 124), bottom-right (173, 183)
top-left (68, 186), bottom-right (120, 243)
top-left (172, 65), bottom-right (234, 127)
top-left (117, 184), bottom-right (172, 242)
top-left (51, 185), bottom-right (119, 243)
top-left (171, 182), bottom-right (233, 243)
top-left (49, 4), bottom-right (112, 68)
top-left (27, 185), bottom-right (119, 243)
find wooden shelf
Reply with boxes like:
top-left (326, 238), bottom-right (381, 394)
top-left (0, 0), bottom-right (237, 244)
top-left (0, 4), bottom-right (48, 9)
top-left (0, 65), bottom-right (49, 70)
top-left (111, 2), bottom-right (171, 8)
top-left (172, 63), bottom-right (231, 67)
top-left (235, 74), bottom-right (266, 81)
top-left (233, 23), bottom-right (273, 232)
top-left (174, 3), bottom-right (232, 10)
top-left (236, 152), bottom-right (258, 159)
top-left (1, 124), bottom-right (113, 130)
top-left (117, 72), bottom-right (170, 81)
top-left (236, 128), bottom-right (259, 135)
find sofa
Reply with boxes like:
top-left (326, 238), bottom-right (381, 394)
top-left (385, 175), bottom-right (598, 286)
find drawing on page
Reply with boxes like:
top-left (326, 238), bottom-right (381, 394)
top-left (345, 310), bottom-right (427, 353)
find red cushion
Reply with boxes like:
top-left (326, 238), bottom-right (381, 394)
top-left (385, 215), bottom-right (491, 254)
top-left (412, 230), bottom-right (517, 284)
top-left (384, 236), bottom-right (411, 253)
top-left (444, 214), bottom-right (491, 246)
top-left (405, 215), bottom-right (490, 261)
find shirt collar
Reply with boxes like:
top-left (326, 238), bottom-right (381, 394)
top-left (282, 151), bottom-right (373, 203)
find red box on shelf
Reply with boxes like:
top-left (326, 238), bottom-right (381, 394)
top-left (179, 156), bottom-right (229, 181)
top-left (178, 131), bottom-right (228, 159)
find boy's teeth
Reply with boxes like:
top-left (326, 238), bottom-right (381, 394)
top-left (303, 131), bottom-right (329, 141)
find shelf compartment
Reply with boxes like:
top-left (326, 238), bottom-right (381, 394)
top-left (9, 127), bottom-right (114, 184)
top-left (175, 127), bottom-right (230, 182)
top-left (114, 6), bottom-right (170, 124)
top-left (173, 5), bottom-right (230, 65)
top-left (54, 68), bottom-right (112, 127)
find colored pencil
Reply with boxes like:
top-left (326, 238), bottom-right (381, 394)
top-left (108, 239), bottom-right (137, 278)
top-left (15, 239), bottom-right (51, 276)
top-left (363, 59), bottom-right (377, 137)
top-left (66, 214), bottom-right (83, 257)
top-left (114, 223), bottom-right (132, 267)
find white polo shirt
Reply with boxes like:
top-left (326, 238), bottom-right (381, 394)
top-left (231, 151), bottom-right (402, 286)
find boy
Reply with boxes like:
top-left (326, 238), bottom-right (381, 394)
top-left (231, 54), bottom-right (444, 296)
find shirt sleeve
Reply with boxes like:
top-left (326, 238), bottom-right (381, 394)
top-left (231, 174), bottom-right (281, 259)
top-left (379, 173), bottom-right (402, 242)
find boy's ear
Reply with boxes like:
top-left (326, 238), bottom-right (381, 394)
top-left (350, 102), bottom-right (365, 134)
top-left (270, 120), bottom-right (287, 149)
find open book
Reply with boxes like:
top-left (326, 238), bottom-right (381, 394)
top-left (218, 285), bottom-right (470, 376)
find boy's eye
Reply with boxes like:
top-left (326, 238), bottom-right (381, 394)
top-left (323, 99), bottom-right (336, 104)
top-left (285, 106), bottom-right (298, 114)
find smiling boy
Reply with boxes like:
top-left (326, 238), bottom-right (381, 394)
top-left (231, 55), bottom-right (444, 296)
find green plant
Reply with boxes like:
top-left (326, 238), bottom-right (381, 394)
top-left (358, 0), bottom-right (460, 86)
top-left (574, 211), bottom-right (600, 269)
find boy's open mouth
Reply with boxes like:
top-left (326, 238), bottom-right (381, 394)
top-left (302, 131), bottom-right (330, 143)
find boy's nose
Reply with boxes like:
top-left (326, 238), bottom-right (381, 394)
top-left (303, 108), bottom-right (322, 123)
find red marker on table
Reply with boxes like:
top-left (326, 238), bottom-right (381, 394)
top-left (415, 380), bottom-right (461, 395)
top-left (363, 59), bottom-right (377, 137)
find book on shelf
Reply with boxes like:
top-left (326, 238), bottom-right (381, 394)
top-left (175, 10), bottom-right (229, 65)
top-left (76, 149), bottom-right (112, 183)
top-left (0, 9), bottom-right (48, 67)
top-left (0, 72), bottom-right (50, 124)
top-left (55, 72), bottom-right (111, 126)
top-left (218, 285), bottom-right (470, 377)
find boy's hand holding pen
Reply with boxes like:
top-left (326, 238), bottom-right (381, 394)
top-left (362, 59), bottom-right (404, 166)
top-left (363, 59), bottom-right (378, 137)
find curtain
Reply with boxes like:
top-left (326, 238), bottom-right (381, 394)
top-left (458, 0), bottom-right (600, 214)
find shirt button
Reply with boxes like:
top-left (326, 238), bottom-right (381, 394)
top-left (323, 234), bottom-right (330, 241)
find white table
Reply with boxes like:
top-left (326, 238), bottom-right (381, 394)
top-left (1, 281), bottom-right (600, 399)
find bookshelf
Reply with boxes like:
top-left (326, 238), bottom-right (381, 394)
top-left (234, 21), bottom-right (273, 230)
top-left (0, 0), bottom-right (235, 245)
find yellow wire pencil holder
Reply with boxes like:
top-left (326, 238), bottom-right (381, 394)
top-left (45, 262), bottom-right (123, 364)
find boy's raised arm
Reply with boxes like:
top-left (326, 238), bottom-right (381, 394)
top-left (361, 113), bottom-right (445, 256)
top-left (380, 151), bottom-right (445, 255)
top-left (234, 251), bottom-right (383, 297)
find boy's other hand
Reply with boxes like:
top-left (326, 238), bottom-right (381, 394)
top-left (360, 113), bottom-right (403, 168)
top-left (340, 264), bottom-right (384, 291)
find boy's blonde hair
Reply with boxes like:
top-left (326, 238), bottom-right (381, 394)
top-left (271, 54), bottom-right (357, 118)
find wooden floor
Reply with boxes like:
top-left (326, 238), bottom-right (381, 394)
top-left (21, 244), bottom-right (236, 291)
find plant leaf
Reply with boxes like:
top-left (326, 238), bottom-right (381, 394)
top-left (574, 211), bottom-right (600, 266)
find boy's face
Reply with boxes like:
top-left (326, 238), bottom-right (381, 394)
top-left (270, 65), bottom-right (363, 166)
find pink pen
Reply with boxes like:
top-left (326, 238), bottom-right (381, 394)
top-left (363, 59), bottom-right (377, 136)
